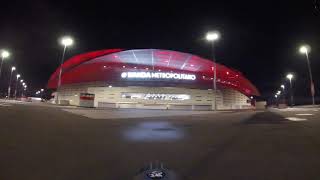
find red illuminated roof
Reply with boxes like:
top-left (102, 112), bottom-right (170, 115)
top-left (48, 49), bottom-right (260, 96)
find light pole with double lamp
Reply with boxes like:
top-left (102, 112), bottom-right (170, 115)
top-left (206, 31), bottom-right (220, 110)
top-left (56, 36), bottom-right (73, 104)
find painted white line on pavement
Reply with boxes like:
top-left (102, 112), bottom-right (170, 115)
top-left (274, 107), bottom-right (319, 112)
top-left (285, 117), bottom-right (307, 121)
top-left (0, 104), bottom-right (12, 107)
top-left (296, 114), bottom-right (314, 116)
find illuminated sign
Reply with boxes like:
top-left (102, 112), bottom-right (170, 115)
top-left (121, 93), bottom-right (191, 100)
top-left (121, 72), bottom-right (196, 80)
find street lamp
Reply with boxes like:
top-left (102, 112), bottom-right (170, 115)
top-left (39, 88), bottom-right (45, 98)
top-left (7, 66), bottom-right (16, 98)
top-left (21, 82), bottom-right (26, 97)
top-left (286, 73), bottom-right (294, 106)
top-left (56, 36), bottom-right (74, 104)
top-left (0, 50), bottom-right (10, 78)
top-left (22, 88), bottom-right (26, 97)
top-left (206, 32), bottom-right (220, 41)
top-left (274, 94), bottom-right (279, 106)
top-left (277, 90), bottom-right (281, 95)
top-left (299, 45), bottom-right (315, 105)
top-left (280, 84), bottom-right (286, 104)
top-left (206, 31), bottom-right (220, 110)
top-left (14, 74), bottom-right (21, 99)
top-left (20, 81), bottom-right (25, 93)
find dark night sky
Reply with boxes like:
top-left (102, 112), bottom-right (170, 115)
top-left (0, 0), bottom-right (319, 103)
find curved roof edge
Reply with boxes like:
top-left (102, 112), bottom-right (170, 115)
top-left (49, 48), bottom-right (123, 83)
top-left (48, 49), bottom-right (260, 96)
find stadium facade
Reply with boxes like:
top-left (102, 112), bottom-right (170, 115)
top-left (48, 49), bottom-right (260, 110)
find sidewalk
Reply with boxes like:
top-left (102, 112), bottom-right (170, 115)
top-left (294, 105), bottom-right (320, 108)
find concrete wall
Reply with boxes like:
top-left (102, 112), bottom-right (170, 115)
top-left (220, 88), bottom-right (253, 109)
top-left (55, 85), bottom-right (88, 106)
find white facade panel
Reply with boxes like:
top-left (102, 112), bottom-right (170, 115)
top-left (55, 83), bottom-right (253, 110)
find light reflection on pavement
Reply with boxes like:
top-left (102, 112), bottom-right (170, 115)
top-left (123, 121), bottom-right (185, 142)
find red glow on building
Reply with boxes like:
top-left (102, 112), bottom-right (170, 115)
top-left (48, 49), bottom-right (260, 96)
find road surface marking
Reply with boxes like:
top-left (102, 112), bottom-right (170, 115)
top-left (285, 117), bottom-right (307, 121)
top-left (0, 103), bottom-right (11, 107)
top-left (275, 108), bottom-right (319, 112)
top-left (296, 113), bottom-right (314, 116)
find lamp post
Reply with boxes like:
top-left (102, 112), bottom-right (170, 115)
top-left (56, 36), bottom-right (73, 104)
top-left (286, 73), bottom-right (294, 107)
top-left (206, 31), bottom-right (220, 110)
top-left (0, 50), bottom-right (10, 78)
top-left (299, 45), bottom-right (315, 105)
top-left (7, 66), bottom-right (15, 98)
top-left (14, 74), bottom-right (21, 99)
top-left (21, 82), bottom-right (26, 97)
top-left (23, 85), bottom-right (27, 97)
top-left (40, 88), bottom-right (44, 98)
top-left (275, 94), bottom-right (278, 106)
top-left (277, 90), bottom-right (281, 95)
top-left (280, 84), bottom-right (285, 104)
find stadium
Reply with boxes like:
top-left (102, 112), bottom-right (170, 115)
top-left (47, 49), bottom-right (260, 110)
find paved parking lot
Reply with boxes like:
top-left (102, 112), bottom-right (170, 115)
top-left (1, 102), bottom-right (320, 180)
top-left (62, 108), bottom-right (230, 119)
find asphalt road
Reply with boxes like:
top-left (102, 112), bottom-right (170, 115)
top-left (1, 103), bottom-right (320, 180)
